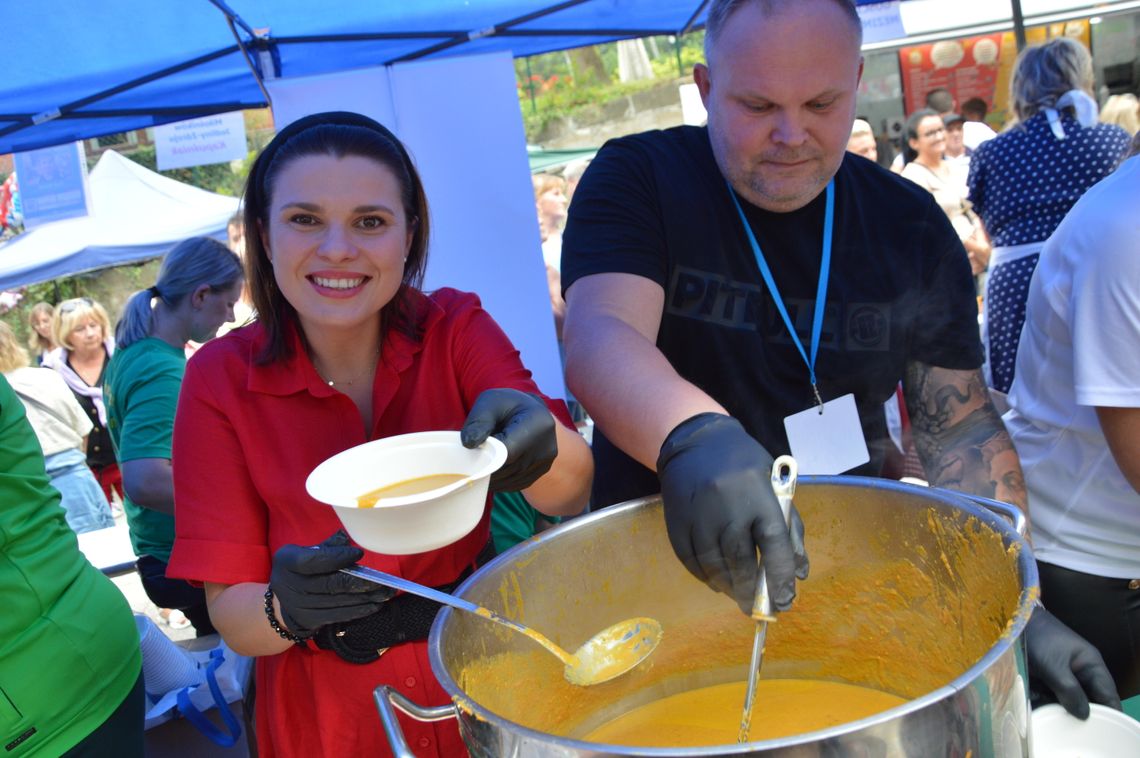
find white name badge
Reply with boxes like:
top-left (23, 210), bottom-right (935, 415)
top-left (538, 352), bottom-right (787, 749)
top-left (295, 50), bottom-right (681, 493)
top-left (783, 393), bottom-right (870, 475)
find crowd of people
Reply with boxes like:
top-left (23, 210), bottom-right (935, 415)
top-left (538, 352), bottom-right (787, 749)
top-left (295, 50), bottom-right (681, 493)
top-left (2, 0), bottom-right (1138, 755)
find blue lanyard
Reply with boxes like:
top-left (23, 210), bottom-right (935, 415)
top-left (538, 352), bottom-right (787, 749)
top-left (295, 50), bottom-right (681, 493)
top-left (727, 179), bottom-right (835, 409)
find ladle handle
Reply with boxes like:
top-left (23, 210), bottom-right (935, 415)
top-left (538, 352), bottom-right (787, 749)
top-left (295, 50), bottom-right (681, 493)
top-left (751, 456), bottom-right (799, 619)
top-left (341, 565), bottom-right (577, 667)
top-left (341, 564), bottom-right (481, 614)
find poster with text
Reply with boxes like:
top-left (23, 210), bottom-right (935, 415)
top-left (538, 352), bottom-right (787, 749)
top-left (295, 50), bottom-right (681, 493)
top-left (154, 111), bottom-right (248, 171)
top-left (900, 20), bottom-right (1090, 130)
top-left (12, 141), bottom-right (90, 229)
top-left (899, 34), bottom-right (1003, 118)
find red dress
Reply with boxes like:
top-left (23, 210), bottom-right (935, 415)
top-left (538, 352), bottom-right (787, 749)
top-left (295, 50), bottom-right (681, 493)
top-left (167, 288), bottom-right (572, 757)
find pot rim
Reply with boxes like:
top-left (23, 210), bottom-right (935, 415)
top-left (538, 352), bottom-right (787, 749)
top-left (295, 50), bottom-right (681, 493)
top-left (429, 476), bottom-right (1039, 755)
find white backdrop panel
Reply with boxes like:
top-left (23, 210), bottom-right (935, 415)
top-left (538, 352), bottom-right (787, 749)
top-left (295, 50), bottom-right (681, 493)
top-left (265, 54), bottom-right (564, 401)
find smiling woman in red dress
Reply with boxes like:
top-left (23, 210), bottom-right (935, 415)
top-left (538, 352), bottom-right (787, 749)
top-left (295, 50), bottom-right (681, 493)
top-left (166, 112), bottom-right (592, 758)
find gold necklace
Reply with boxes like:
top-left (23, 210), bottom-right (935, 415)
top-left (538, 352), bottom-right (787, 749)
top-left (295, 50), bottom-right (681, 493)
top-left (317, 347), bottom-right (380, 387)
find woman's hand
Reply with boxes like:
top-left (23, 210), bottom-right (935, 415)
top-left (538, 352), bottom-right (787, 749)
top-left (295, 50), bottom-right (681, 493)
top-left (964, 215), bottom-right (992, 274)
top-left (461, 388), bottom-right (557, 492)
top-left (965, 234), bottom-right (991, 275)
top-left (269, 531), bottom-right (394, 640)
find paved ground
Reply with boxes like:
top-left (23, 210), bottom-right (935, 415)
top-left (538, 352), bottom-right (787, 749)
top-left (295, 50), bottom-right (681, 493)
top-left (103, 507), bottom-right (198, 643)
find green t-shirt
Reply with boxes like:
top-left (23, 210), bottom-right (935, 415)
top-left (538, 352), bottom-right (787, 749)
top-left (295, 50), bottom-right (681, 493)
top-left (0, 376), bottom-right (141, 755)
top-left (490, 491), bottom-right (560, 554)
top-left (104, 337), bottom-right (185, 563)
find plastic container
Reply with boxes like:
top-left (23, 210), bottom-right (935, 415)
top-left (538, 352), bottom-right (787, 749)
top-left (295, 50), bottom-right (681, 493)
top-left (306, 431), bottom-right (506, 555)
top-left (1031, 703), bottom-right (1140, 757)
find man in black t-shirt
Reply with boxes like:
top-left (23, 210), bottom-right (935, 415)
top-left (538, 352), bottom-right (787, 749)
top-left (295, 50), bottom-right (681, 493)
top-left (562, 0), bottom-right (1117, 718)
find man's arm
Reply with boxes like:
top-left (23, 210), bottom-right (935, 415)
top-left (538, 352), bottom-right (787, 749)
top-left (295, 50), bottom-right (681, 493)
top-left (903, 361), bottom-right (1028, 512)
top-left (563, 272), bottom-right (727, 468)
top-left (121, 457), bottom-right (175, 515)
top-left (564, 272), bottom-right (805, 614)
top-left (1095, 406), bottom-right (1140, 494)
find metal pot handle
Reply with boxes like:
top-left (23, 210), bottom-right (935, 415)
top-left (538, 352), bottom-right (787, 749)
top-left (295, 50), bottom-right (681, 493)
top-left (374, 685), bottom-right (458, 758)
top-left (958, 494), bottom-right (1028, 537)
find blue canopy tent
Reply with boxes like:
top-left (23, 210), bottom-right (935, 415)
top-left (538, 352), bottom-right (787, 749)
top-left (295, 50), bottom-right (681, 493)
top-left (0, 150), bottom-right (238, 290)
top-left (5, 0), bottom-right (1124, 156)
top-left (3, 0), bottom-right (719, 155)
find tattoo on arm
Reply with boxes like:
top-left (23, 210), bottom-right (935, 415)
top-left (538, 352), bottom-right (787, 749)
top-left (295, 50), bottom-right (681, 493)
top-left (904, 362), bottom-right (1028, 511)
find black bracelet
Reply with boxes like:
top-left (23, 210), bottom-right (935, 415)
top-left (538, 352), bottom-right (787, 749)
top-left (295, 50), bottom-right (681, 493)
top-left (264, 586), bottom-right (306, 643)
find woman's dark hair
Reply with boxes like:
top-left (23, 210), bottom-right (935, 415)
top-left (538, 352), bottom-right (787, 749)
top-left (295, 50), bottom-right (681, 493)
top-left (902, 108), bottom-right (941, 166)
top-left (115, 236), bottom-right (243, 349)
top-left (242, 111), bottom-right (431, 363)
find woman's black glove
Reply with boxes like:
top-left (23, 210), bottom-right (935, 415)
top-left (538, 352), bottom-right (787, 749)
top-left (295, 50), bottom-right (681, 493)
top-left (657, 413), bottom-right (809, 615)
top-left (461, 388), bottom-right (557, 492)
top-left (269, 531), bottom-right (395, 640)
top-left (1026, 606), bottom-right (1121, 718)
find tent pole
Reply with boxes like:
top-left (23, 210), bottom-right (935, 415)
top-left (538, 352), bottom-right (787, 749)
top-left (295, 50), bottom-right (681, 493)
top-left (1011, 0), bottom-right (1027, 52)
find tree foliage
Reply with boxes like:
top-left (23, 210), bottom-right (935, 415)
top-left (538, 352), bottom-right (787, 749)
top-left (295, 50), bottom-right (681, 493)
top-left (118, 145), bottom-right (253, 197)
top-left (515, 33), bottom-right (705, 141)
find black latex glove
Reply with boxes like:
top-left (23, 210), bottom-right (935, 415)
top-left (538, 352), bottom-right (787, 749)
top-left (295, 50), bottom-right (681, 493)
top-left (657, 413), bottom-right (809, 616)
top-left (1026, 606), bottom-right (1121, 718)
top-left (269, 531), bottom-right (395, 640)
top-left (461, 388), bottom-right (557, 492)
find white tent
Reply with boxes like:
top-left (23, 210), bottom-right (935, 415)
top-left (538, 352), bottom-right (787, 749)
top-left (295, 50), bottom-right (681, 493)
top-left (0, 150), bottom-right (239, 290)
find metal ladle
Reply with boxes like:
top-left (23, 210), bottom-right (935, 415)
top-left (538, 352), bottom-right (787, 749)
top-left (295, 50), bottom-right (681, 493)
top-left (738, 455), bottom-right (798, 743)
top-left (340, 564), bottom-right (663, 687)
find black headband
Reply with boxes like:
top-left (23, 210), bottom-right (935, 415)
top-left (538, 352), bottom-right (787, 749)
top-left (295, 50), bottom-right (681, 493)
top-left (251, 111), bottom-right (415, 203)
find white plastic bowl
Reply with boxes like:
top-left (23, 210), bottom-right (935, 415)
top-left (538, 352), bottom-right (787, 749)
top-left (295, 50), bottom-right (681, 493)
top-left (1031, 703), bottom-right (1140, 757)
top-left (305, 431), bottom-right (507, 555)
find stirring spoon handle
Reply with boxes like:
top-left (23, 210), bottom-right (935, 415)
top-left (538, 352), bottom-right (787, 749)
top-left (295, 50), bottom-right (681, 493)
top-left (339, 564), bottom-right (577, 667)
top-left (738, 455), bottom-right (798, 743)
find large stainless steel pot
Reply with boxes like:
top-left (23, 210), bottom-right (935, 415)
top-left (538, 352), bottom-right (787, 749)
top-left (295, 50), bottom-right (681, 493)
top-left (378, 478), bottom-right (1038, 756)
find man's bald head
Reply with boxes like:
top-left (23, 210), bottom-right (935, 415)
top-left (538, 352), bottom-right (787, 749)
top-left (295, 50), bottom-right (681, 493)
top-left (704, 0), bottom-right (862, 65)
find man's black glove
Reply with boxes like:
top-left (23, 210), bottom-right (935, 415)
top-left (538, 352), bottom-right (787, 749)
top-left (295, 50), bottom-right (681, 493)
top-left (1026, 606), bottom-right (1121, 718)
top-left (657, 413), bottom-right (809, 615)
top-left (269, 531), bottom-right (395, 640)
top-left (461, 388), bottom-right (557, 492)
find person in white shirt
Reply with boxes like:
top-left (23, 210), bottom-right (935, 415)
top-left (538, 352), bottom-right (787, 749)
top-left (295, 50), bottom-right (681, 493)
top-left (533, 172), bottom-right (569, 336)
top-left (1003, 150), bottom-right (1140, 700)
top-left (942, 113), bottom-right (972, 189)
top-left (0, 321), bottom-right (114, 533)
top-left (890, 89), bottom-right (997, 173)
top-left (846, 118), bottom-right (878, 162)
top-left (960, 96), bottom-right (999, 150)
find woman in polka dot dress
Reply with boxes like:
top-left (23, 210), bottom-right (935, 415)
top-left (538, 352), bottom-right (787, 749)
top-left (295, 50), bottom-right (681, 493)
top-left (968, 37), bottom-right (1130, 394)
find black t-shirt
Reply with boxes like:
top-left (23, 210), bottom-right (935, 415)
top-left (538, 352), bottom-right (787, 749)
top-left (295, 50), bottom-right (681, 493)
top-left (562, 125), bottom-right (982, 508)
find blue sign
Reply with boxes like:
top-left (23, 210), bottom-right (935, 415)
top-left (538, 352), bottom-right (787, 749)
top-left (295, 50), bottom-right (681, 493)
top-left (13, 142), bottom-right (91, 228)
top-left (858, 1), bottom-right (906, 45)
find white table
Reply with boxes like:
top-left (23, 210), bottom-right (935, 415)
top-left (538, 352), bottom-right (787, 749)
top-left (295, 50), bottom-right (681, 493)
top-left (76, 522), bottom-right (139, 576)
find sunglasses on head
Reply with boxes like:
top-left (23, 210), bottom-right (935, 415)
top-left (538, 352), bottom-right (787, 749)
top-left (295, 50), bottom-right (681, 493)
top-left (58, 297), bottom-right (94, 314)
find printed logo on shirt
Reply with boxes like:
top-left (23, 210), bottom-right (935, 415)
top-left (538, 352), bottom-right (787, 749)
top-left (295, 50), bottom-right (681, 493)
top-left (666, 266), bottom-right (766, 331)
top-left (846, 303), bottom-right (891, 351)
top-left (665, 266), bottom-right (889, 351)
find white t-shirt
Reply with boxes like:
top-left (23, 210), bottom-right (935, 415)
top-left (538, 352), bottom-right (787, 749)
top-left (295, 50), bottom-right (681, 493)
top-left (945, 152), bottom-right (971, 196)
top-left (962, 120), bottom-right (997, 151)
top-left (541, 231), bottom-right (563, 273)
top-left (1003, 155), bottom-right (1140, 578)
top-left (4, 366), bottom-right (93, 456)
